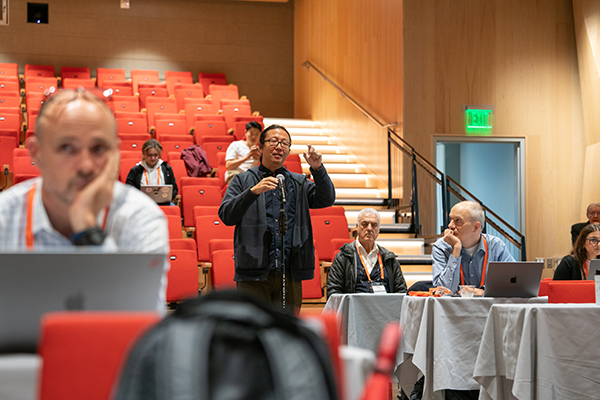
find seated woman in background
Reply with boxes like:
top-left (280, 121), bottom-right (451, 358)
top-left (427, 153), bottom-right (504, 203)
top-left (125, 139), bottom-right (178, 206)
top-left (224, 121), bottom-right (261, 184)
top-left (554, 223), bottom-right (600, 280)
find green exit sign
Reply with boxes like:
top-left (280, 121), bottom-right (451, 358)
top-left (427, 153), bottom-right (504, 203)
top-left (464, 106), bottom-right (493, 136)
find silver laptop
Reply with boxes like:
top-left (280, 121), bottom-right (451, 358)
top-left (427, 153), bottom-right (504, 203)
top-left (141, 185), bottom-right (173, 203)
top-left (483, 261), bottom-right (544, 298)
top-left (0, 251), bottom-right (165, 353)
top-left (587, 259), bottom-right (600, 280)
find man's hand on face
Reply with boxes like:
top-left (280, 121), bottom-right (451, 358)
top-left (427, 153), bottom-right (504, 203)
top-left (69, 149), bottom-right (120, 234)
top-left (251, 177), bottom-right (278, 195)
top-left (443, 228), bottom-right (462, 257)
top-left (303, 144), bottom-right (322, 170)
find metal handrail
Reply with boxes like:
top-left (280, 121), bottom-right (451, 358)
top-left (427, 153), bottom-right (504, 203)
top-left (303, 60), bottom-right (526, 260)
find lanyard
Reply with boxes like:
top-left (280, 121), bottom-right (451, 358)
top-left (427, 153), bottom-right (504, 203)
top-left (355, 241), bottom-right (384, 281)
top-left (584, 260), bottom-right (590, 280)
top-left (25, 184), bottom-right (109, 249)
top-left (144, 167), bottom-right (160, 185)
top-left (460, 235), bottom-right (488, 287)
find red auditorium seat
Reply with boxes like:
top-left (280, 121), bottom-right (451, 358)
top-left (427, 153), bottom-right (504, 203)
top-left (160, 205), bottom-right (181, 217)
top-left (145, 97), bottom-right (177, 128)
top-left (164, 71), bottom-right (193, 96)
top-left (130, 69), bottom-right (159, 94)
top-left (38, 312), bottom-right (160, 400)
top-left (96, 68), bottom-right (126, 88)
top-left (154, 113), bottom-right (188, 137)
top-left (198, 72), bottom-right (226, 89)
top-left (169, 159), bottom-right (188, 185)
top-left (0, 63), bottom-right (18, 77)
top-left (211, 249), bottom-right (236, 290)
top-left (331, 237), bottom-right (354, 260)
top-left (166, 151), bottom-right (181, 163)
top-left (310, 205), bottom-right (347, 217)
top-left (25, 93), bottom-right (46, 114)
top-left (60, 66), bottom-right (91, 80)
top-left (24, 64), bottom-right (55, 79)
top-left (221, 103), bottom-right (252, 130)
top-left (0, 80), bottom-right (20, 93)
top-left (284, 158), bottom-right (303, 174)
top-left (102, 81), bottom-right (132, 96)
top-left (197, 135), bottom-right (234, 148)
top-left (174, 83), bottom-right (205, 111)
top-left (193, 205), bottom-right (221, 221)
top-left (537, 278), bottom-right (552, 297)
top-left (208, 238), bottom-right (233, 264)
top-left (311, 215), bottom-right (350, 262)
top-left (0, 136), bottom-right (18, 172)
top-left (182, 185), bottom-right (223, 227)
top-left (194, 215), bottom-right (234, 262)
top-left (202, 142), bottom-right (231, 169)
top-left (166, 249), bottom-right (199, 302)
top-left (209, 84), bottom-right (239, 102)
top-left (166, 214), bottom-right (183, 239)
top-left (113, 111), bottom-right (146, 122)
top-left (118, 158), bottom-right (139, 183)
top-left (117, 133), bottom-right (151, 142)
top-left (184, 98), bottom-right (219, 131)
top-left (119, 139), bottom-right (145, 152)
top-left (302, 250), bottom-right (324, 299)
top-left (0, 110), bottom-right (21, 133)
top-left (0, 129), bottom-right (20, 144)
top-left (0, 92), bottom-right (22, 108)
top-left (116, 117), bottom-right (148, 134)
top-left (193, 120), bottom-right (229, 144)
top-left (109, 95), bottom-right (140, 113)
top-left (169, 238), bottom-right (196, 252)
top-left (62, 78), bottom-right (96, 91)
top-left (548, 280), bottom-right (596, 303)
top-left (24, 77), bottom-right (58, 94)
top-left (120, 150), bottom-right (142, 160)
top-left (180, 177), bottom-right (220, 190)
top-left (138, 84), bottom-right (168, 109)
top-left (220, 98), bottom-right (250, 109)
top-left (13, 155), bottom-right (41, 183)
top-left (216, 151), bottom-right (226, 188)
top-left (162, 138), bottom-right (194, 154)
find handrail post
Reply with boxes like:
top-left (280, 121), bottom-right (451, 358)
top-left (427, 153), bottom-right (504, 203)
top-left (387, 129), bottom-right (392, 208)
top-left (445, 176), bottom-right (451, 229)
top-left (441, 172), bottom-right (448, 231)
top-left (521, 235), bottom-right (527, 261)
top-left (412, 154), bottom-right (420, 236)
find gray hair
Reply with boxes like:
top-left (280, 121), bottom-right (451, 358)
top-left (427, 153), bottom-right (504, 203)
top-left (586, 203), bottom-right (600, 214)
top-left (461, 201), bottom-right (485, 230)
top-left (357, 208), bottom-right (381, 225)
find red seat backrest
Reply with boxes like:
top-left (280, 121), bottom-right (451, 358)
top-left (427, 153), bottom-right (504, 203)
top-left (548, 280), bottom-right (596, 303)
top-left (181, 185), bottom-right (223, 227)
top-left (194, 215), bottom-right (234, 261)
top-left (167, 249), bottom-right (198, 302)
top-left (211, 249), bottom-right (236, 290)
top-left (311, 215), bottom-right (350, 262)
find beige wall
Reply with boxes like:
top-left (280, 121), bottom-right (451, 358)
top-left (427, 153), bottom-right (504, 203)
top-left (294, 0), bottom-right (402, 182)
top-left (295, 0), bottom-right (587, 260)
top-left (0, 0), bottom-right (294, 117)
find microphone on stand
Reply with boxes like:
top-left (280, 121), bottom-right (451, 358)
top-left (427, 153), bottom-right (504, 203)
top-left (276, 174), bottom-right (286, 204)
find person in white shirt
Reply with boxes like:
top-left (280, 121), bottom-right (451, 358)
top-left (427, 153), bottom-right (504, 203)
top-left (224, 121), bottom-right (261, 184)
top-left (327, 208), bottom-right (407, 298)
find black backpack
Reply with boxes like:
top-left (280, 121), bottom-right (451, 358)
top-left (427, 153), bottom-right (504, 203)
top-left (114, 290), bottom-right (339, 400)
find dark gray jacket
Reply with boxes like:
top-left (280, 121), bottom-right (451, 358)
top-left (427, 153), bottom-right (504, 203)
top-left (218, 165), bottom-right (335, 282)
top-left (327, 242), bottom-right (407, 298)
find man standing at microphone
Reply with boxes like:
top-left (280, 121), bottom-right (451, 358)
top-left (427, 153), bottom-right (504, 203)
top-left (219, 124), bottom-right (335, 313)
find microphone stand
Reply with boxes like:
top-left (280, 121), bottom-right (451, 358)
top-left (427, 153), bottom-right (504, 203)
top-left (279, 189), bottom-right (287, 311)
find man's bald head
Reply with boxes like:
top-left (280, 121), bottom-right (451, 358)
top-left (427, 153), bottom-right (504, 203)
top-left (36, 89), bottom-right (117, 142)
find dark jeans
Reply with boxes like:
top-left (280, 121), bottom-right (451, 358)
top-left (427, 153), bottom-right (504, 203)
top-left (236, 270), bottom-right (303, 315)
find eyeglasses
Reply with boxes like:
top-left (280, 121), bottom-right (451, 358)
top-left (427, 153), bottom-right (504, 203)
top-left (263, 138), bottom-right (291, 149)
top-left (586, 238), bottom-right (600, 246)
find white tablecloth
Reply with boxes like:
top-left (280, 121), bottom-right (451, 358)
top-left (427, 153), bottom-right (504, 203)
top-left (323, 293), bottom-right (406, 353)
top-left (0, 354), bottom-right (40, 400)
top-left (395, 296), bottom-right (547, 400)
top-left (474, 303), bottom-right (600, 400)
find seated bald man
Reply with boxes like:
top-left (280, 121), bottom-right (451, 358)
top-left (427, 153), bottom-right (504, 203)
top-left (0, 89), bottom-right (168, 254)
top-left (327, 208), bottom-right (407, 298)
top-left (432, 200), bottom-right (514, 295)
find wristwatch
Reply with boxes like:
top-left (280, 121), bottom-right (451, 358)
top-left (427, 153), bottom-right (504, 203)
top-left (71, 226), bottom-right (106, 246)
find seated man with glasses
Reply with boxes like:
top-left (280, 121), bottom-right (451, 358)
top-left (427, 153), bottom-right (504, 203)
top-left (327, 208), bottom-right (407, 298)
top-left (219, 124), bottom-right (335, 314)
top-left (555, 223), bottom-right (600, 280)
top-left (432, 201), bottom-right (514, 295)
top-left (570, 203), bottom-right (600, 245)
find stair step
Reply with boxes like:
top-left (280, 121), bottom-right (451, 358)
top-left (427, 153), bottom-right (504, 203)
top-left (287, 127), bottom-right (324, 136)
top-left (291, 135), bottom-right (331, 145)
top-left (328, 174), bottom-right (380, 188)
top-left (375, 239), bottom-right (424, 256)
top-left (335, 189), bottom-right (387, 199)
top-left (302, 163), bottom-right (367, 174)
top-left (344, 209), bottom-right (396, 224)
top-left (290, 144), bottom-right (344, 154)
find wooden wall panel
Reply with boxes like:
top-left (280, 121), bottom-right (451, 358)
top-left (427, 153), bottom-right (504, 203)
top-left (403, 0), bottom-right (585, 259)
top-left (294, 0), bottom-right (403, 182)
top-left (296, 0), bottom-right (586, 260)
top-left (573, 0), bottom-right (600, 218)
top-left (0, 0), bottom-right (294, 117)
